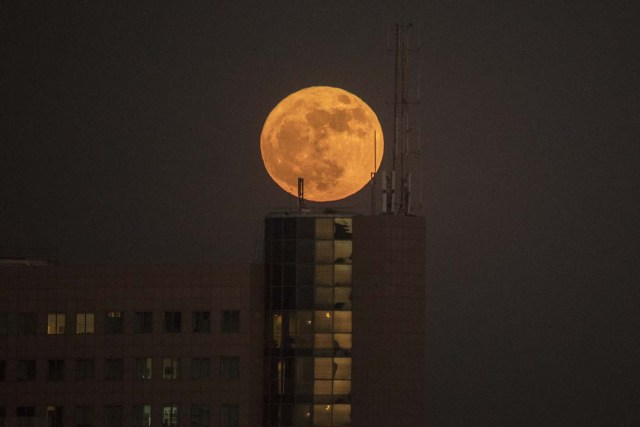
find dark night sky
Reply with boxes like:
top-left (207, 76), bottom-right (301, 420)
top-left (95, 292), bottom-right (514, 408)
top-left (2, 1), bottom-right (639, 424)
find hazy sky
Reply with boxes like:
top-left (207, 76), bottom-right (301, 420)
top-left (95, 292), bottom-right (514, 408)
top-left (2, 1), bottom-right (638, 424)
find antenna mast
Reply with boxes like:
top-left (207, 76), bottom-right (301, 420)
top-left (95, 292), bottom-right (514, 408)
top-left (386, 22), bottom-right (418, 215)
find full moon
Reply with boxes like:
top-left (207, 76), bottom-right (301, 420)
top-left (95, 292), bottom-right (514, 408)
top-left (261, 86), bottom-right (384, 202)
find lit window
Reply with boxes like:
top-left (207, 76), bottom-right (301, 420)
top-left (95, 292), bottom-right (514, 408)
top-left (75, 406), bottom-right (94, 427)
top-left (221, 310), bottom-right (239, 333)
top-left (192, 311), bottom-right (210, 333)
top-left (104, 405), bottom-right (122, 427)
top-left (162, 405), bottom-right (178, 427)
top-left (47, 406), bottom-right (63, 427)
top-left (17, 313), bottom-right (37, 335)
top-left (221, 357), bottom-right (239, 380)
top-left (191, 358), bottom-right (211, 379)
top-left (105, 312), bottom-right (123, 334)
top-left (75, 359), bottom-right (95, 380)
top-left (164, 311), bottom-right (181, 333)
top-left (47, 359), bottom-right (64, 381)
top-left (163, 358), bottom-right (180, 379)
top-left (17, 360), bottom-right (36, 381)
top-left (134, 312), bottom-right (153, 333)
top-left (16, 406), bottom-right (35, 427)
top-left (220, 404), bottom-right (239, 427)
top-left (76, 313), bottom-right (95, 334)
top-left (105, 359), bottom-right (123, 380)
top-left (133, 405), bottom-right (151, 427)
top-left (47, 313), bottom-right (65, 335)
top-left (135, 358), bottom-right (152, 380)
top-left (190, 404), bottom-right (209, 427)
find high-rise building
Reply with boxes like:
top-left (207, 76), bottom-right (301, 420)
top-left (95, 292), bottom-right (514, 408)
top-left (263, 212), bottom-right (426, 427)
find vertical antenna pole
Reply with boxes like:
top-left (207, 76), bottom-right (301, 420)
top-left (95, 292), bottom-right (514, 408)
top-left (297, 177), bottom-right (304, 213)
top-left (371, 131), bottom-right (377, 216)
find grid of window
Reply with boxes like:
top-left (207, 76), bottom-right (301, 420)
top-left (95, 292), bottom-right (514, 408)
top-left (47, 406), bottom-right (63, 427)
top-left (221, 404), bottom-right (239, 427)
top-left (162, 405), bottom-right (178, 427)
top-left (191, 404), bottom-right (210, 427)
top-left (104, 312), bottom-right (123, 334)
top-left (221, 310), bottom-right (240, 333)
top-left (191, 358), bottom-right (211, 379)
top-left (192, 311), bottom-right (210, 333)
top-left (135, 358), bottom-right (152, 380)
top-left (47, 313), bottom-right (65, 335)
top-left (164, 311), bottom-right (181, 333)
top-left (47, 359), bottom-right (64, 381)
top-left (133, 405), bottom-right (151, 427)
top-left (134, 312), bottom-right (153, 333)
top-left (76, 312), bottom-right (95, 334)
top-left (162, 358), bottom-right (180, 380)
top-left (16, 406), bottom-right (35, 427)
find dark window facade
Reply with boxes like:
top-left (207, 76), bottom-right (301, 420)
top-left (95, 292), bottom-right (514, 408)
top-left (221, 311), bottom-right (239, 333)
top-left (134, 312), bottom-right (153, 333)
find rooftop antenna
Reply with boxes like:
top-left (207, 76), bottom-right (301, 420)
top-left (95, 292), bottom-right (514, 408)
top-left (386, 21), bottom-right (419, 215)
top-left (297, 177), bottom-right (305, 213)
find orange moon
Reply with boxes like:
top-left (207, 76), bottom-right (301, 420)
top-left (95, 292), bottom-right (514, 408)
top-left (261, 86), bottom-right (384, 202)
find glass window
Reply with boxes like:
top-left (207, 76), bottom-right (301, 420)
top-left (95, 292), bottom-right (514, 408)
top-left (191, 358), bottom-right (210, 379)
top-left (334, 240), bottom-right (352, 264)
top-left (334, 334), bottom-right (352, 353)
top-left (314, 379), bottom-right (332, 395)
top-left (162, 405), bottom-right (178, 427)
top-left (334, 312), bottom-right (352, 333)
top-left (220, 404), bottom-right (239, 427)
top-left (314, 358), bottom-right (334, 379)
top-left (75, 406), bottom-right (94, 427)
top-left (17, 360), bottom-right (36, 381)
top-left (76, 313), bottom-right (95, 334)
top-left (334, 218), bottom-right (352, 240)
top-left (0, 360), bottom-right (5, 381)
top-left (104, 405), bottom-right (123, 427)
top-left (16, 406), bottom-right (35, 427)
top-left (313, 404), bottom-right (332, 426)
top-left (164, 311), bottom-right (181, 333)
top-left (134, 312), bottom-right (153, 333)
top-left (334, 288), bottom-right (351, 309)
top-left (17, 313), bottom-right (37, 335)
top-left (0, 312), bottom-right (7, 334)
top-left (221, 357), bottom-right (239, 380)
top-left (221, 310), bottom-right (239, 333)
top-left (47, 406), bottom-right (63, 427)
top-left (334, 265), bottom-right (352, 287)
top-left (192, 311), bottom-right (210, 333)
top-left (314, 334), bottom-right (333, 349)
top-left (135, 358), bottom-right (152, 380)
top-left (315, 218), bottom-right (333, 239)
top-left (315, 288), bottom-right (333, 308)
top-left (333, 357), bottom-right (351, 380)
top-left (314, 312), bottom-right (333, 333)
top-left (75, 359), bottom-right (95, 380)
top-left (289, 311), bottom-right (313, 349)
top-left (333, 404), bottom-right (351, 426)
top-left (47, 359), bottom-right (64, 381)
top-left (133, 405), bottom-right (151, 427)
top-left (333, 379), bottom-right (351, 395)
top-left (105, 359), bottom-right (123, 380)
top-left (190, 404), bottom-right (210, 427)
top-left (294, 404), bottom-right (312, 427)
top-left (163, 358), bottom-right (180, 379)
top-left (104, 312), bottom-right (123, 334)
top-left (315, 241), bottom-right (333, 264)
top-left (314, 265), bottom-right (333, 286)
top-left (48, 313), bottom-right (65, 335)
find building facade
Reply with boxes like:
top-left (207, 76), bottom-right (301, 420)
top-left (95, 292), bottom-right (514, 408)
top-left (0, 263), bottom-right (263, 427)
